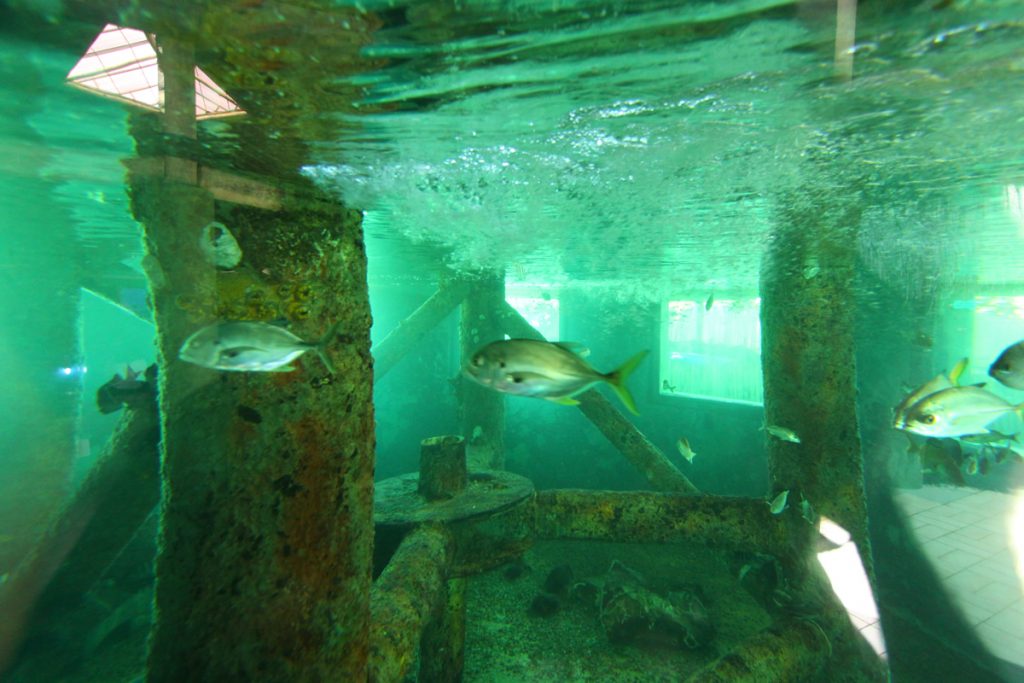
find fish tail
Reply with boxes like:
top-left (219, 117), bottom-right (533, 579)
top-left (315, 321), bottom-right (343, 374)
top-left (949, 357), bottom-right (969, 385)
top-left (604, 350), bottom-right (649, 416)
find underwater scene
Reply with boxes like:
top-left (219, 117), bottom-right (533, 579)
top-left (1, 0), bottom-right (1023, 681)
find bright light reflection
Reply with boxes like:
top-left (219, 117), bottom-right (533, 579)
top-left (816, 516), bottom-right (887, 659)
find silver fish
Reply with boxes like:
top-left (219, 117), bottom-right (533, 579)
top-left (768, 490), bottom-right (789, 515)
top-left (989, 341), bottom-right (1024, 390)
top-left (180, 321), bottom-right (340, 373)
top-left (765, 425), bottom-right (801, 443)
top-left (464, 339), bottom-right (648, 415)
top-left (893, 357), bottom-right (968, 429)
top-left (900, 385), bottom-right (1024, 438)
top-left (676, 437), bottom-right (697, 463)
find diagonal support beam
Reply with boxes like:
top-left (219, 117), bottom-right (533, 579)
top-left (373, 279), bottom-right (470, 382)
top-left (498, 302), bottom-right (698, 493)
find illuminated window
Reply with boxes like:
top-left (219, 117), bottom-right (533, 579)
top-left (66, 24), bottom-right (244, 120)
top-left (660, 297), bottom-right (762, 404)
top-left (506, 284), bottom-right (559, 340)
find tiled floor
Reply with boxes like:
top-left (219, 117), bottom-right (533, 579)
top-left (895, 486), bottom-right (1024, 666)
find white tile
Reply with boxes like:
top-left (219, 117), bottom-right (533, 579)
top-left (976, 622), bottom-right (1024, 666)
top-left (984, 603), bottom-right (1024, 636)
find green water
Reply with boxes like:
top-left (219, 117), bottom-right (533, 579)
top-left (1, 0), bottom-right (1023, 681)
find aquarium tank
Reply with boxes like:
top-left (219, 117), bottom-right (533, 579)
top-left (0, 0), bottom-right (1022, 681)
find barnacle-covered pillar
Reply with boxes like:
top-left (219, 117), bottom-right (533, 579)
top-left (460, 272), bottom-right (506, 470)
top-left (128, 31), bottom-right (375, 683)
top-left (760, 186), bottom-right (873, 573)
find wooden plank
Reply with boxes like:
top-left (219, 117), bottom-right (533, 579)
top-left (373, 280), bottom-right (470, 382)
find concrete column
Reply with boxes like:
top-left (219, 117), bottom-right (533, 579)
top-left (460, 272), bottom-right (506, 470)
top-left (760, 189), bottom-right (873, 573)
top-left (136, 39), bottom-right (374, 683)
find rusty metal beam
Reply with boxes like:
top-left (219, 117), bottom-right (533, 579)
top-left (687, 618), bottom-right (831, 682)
top-left (534, 489), bottom-right (799, 556)
top-left (369, 525), bottom-right (454, 683)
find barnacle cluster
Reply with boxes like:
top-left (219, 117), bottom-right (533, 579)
top-left (174, 269), bottom-right (319, 323)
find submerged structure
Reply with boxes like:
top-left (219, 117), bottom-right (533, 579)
top-left (0, 0), bottom-right (1022, 681)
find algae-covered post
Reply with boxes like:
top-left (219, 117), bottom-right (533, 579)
top-left (460, 271), bottom-right (506, 470)
top-left (128, 28), bottom-right (375, 683)
top-left (760, 187), bottom-right (873, 577)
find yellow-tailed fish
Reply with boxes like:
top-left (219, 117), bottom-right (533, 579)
top-left (464, 339), bottom-right (648, 415)
top-left (893, 357), bottom-right (969, 429)
top-left (676, 437), bottom-right (696, 463)
top-left (900, 385), bottom-right (1024, 438)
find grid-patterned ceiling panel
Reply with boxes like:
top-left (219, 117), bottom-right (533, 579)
top-left (67, 24), bottom-right (244, 120)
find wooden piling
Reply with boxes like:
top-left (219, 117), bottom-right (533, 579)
top-left (135, 34), bottom-right (375, 683)
top-left (460, 272), bottom-right (506, 470)
top-left (760, 189), bottom-right (873, 576)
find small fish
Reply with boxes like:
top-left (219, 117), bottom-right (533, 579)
top-left (893, 358), bottom-right (969, 429)
top-left (705, 292), bottom-right (714, 311)
top-left (989, 341), bottom-right (1024, 390)
top-left (900, 385), bottom-right (1024, 438)
top-left (180, 321), bottom-right (341, 373)
top-left (464, 339), bottom-right (648, 415)
top-left (677, 437), bottom-right (697, 463)
top-left (765, 425), bottom-right (801, 443)
top-left (96, 364), bottom-right (157, 414)
top-left (799, 495), bottom-right (815, 524)
top-left (769, 490), bottom-right (789, 515)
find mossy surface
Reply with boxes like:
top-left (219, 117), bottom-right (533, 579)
top-left (461, 539), bottom-right (771, 682)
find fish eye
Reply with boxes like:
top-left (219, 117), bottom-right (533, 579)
top-left (510, 374), bottom-right (523, 384)
top-left (921, 414), bottom-right (937, 425)
top-left (498, 361), bottom-right (506, 369)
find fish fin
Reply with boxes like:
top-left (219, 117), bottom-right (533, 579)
top-left (268, 364), bottom-right (298, 372)
top-left (545, 396), bottom-right (581, 406)
top-left (315, 321), bottom-right (343, 374)
top-left (604, 350), bottom-right (649, 416)
top-left (553, 342), bottom-right (590, 358)
top-left (949, 357), bottom-right (969, 385)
